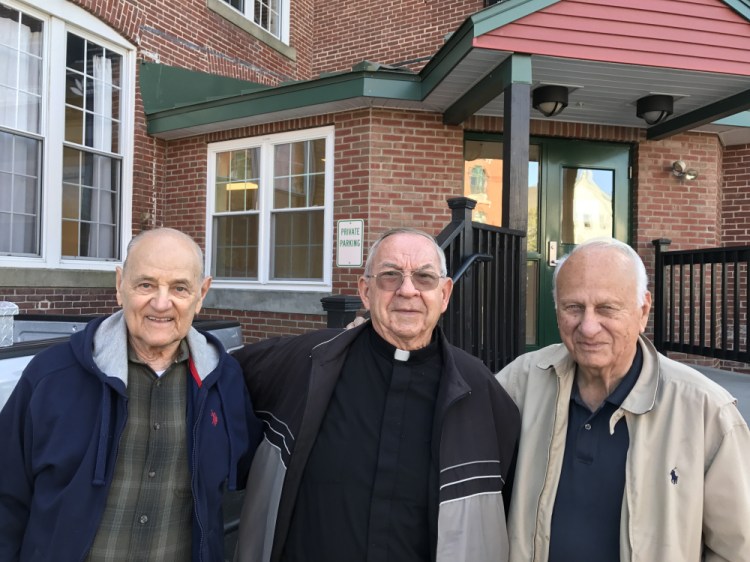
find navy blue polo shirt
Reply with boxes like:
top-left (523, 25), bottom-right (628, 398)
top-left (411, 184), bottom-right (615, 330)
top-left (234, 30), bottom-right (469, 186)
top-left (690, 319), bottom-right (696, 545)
top-left (548, 345), bottom-right (643, 562)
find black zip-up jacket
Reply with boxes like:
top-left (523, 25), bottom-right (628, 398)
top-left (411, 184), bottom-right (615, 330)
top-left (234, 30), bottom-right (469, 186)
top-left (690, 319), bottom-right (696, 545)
top-left (233, 322), bottom-right (520, 562)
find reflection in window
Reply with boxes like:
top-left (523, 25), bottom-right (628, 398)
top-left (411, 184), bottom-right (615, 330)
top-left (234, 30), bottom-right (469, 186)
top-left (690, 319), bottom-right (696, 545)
top-left (463, 140), bottom-right (502, 226)
top-left (469, 165), bottom-right (487, 195)
top-left (561, 168), bottom-right (613, 244)
top-left (62, 33), bottom-right (122, 258)
top-left (462, 140), bottom-right (540, 253)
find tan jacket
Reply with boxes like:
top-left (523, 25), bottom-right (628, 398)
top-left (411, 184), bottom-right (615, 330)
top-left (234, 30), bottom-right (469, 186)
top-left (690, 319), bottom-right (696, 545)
top-left (497, 336), bottom-right (750, 562)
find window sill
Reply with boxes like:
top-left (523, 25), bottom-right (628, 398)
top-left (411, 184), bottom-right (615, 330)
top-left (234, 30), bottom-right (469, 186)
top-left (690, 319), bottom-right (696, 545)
top-left (203, 287), bottom-right (329, 314)
top-left (207, 0), bottom-right (296, 62)
top-left (0, 268), bottom-right (115, 288)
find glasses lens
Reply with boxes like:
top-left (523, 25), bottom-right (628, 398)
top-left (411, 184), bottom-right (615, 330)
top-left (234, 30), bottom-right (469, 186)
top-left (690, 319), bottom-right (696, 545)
top-left (412, 272), bottom-right (439, 290)
top-left (373, 271), bottom-right (440, 291)
top-left (375, 271), bottom-right (404, 290)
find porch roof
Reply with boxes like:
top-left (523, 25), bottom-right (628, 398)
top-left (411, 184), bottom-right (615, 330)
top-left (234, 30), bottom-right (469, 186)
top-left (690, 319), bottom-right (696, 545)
top-left (143, 0), bottom-right (750, 144)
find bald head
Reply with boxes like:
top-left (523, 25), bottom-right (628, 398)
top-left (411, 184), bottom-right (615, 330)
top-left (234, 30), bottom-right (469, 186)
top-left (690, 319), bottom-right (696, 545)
top-left (123, 228), bottom-right (205, 282)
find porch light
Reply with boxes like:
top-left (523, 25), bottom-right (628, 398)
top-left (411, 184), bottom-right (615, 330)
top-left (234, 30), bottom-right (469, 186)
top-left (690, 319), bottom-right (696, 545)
top-left (637, 94), bottom-right (673, 125)
top-left (532, 85), bottom-right (568, 117)
top-left (672, 160), bottom-right (699, 181)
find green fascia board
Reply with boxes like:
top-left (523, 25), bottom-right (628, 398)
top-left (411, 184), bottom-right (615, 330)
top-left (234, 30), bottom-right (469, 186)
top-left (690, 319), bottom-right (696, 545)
top-left (648, 88), bottom-right (750, 140)
top-left (470, 0), bottom-right (561, 37)
top-left (139, 62), bottom-right (269, 114)
top-left (723, 0), bottom-right (750, 20)
top-left (443, 54), bottom-right (532, 125)
top-left (147, 70), bottom-right (422, 136)
top-left (419, 0), bottom-right (558, 96)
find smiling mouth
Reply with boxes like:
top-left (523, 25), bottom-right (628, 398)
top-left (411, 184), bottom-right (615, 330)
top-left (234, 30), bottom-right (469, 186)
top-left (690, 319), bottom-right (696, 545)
top-left (147, 316), bottom-right (173, 323)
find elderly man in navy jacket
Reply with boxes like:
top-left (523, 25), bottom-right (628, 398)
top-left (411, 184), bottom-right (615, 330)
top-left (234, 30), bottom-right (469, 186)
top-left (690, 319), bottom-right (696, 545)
top-left (0, 228), bottom-right (262, 561)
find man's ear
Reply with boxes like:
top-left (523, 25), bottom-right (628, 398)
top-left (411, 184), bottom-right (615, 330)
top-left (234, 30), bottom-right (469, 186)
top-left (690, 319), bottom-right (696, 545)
top-left (195, 276), bottom-right (212, 314)
top-left (357, 276), bottom-right (371, 310)
top-left (639, 290), bottom-right (652, 333)
top-left (440, 277), bottom-right (454, 313)
top-left (115, 266), bottom-right (123, 306)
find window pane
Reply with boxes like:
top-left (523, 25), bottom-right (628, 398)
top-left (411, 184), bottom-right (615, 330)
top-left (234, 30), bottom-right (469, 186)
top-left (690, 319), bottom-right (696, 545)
top-left (463, 139), bottom-right (502, 227)
top-left (0, 44), bottom-right (17, 88)
top-left (0, 130), bottom-right (39, 254)
top-left (272, 210), bottom-right (324, 280)
top-left (561, 167), bottom-right (614, 244)
top-left (215, 148), bottom-right (259, 212)
top-left (222, 0), bottom-right (244, 11)
top-left (0, 6), bottom-right (43, 134)
top-left (66, 33), bottom-right (120, 152)
top-left (20, 13), bottom-right (42, 56)
top-left (254, 0), bottom-right (280, 37)
top-left (273, 139), bottom-right (326, 210)
top-left (66, 69), bottom-right (85, 108)
top-left (66, 33), bottom-right (85, 73)
top-left (212, 214), bottom-right (259, 278)
top-left (61, 147), bottom-right (120, 259)
top-left (527, 146), bottom-right (540, 252)
top-left (0, 5), bottom-right (19, 49)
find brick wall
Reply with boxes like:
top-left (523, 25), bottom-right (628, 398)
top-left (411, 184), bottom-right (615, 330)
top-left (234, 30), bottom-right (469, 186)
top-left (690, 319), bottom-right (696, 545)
top-left (1, 288), bottom-right (118, 316)
top-left (163, 108), bottom-right (464, 300)
top-left (311, 0), bottom-right (484, 74)
top-left (722, 143), bottom-right (750, 244)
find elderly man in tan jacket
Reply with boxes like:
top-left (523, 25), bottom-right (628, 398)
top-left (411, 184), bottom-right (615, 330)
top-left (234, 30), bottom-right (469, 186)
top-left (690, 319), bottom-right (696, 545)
top-left (498, 238), bottom-right (750, 562)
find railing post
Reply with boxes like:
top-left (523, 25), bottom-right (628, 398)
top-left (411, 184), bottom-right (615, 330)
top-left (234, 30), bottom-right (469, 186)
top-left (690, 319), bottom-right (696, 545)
top-left (446, 198), bottom-right (476, 350)
top-left (446, 196), bottom-right (476, 227)
top-left (320, 295), bottom-right (363, 328)
top-left (652, 238), bottom-right (672, 353)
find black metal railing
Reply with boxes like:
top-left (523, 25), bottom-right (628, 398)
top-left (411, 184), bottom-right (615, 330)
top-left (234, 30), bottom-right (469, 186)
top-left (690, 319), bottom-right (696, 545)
top-left (438, 197), bottom-right (526, 372)
top-left (653, 239), bottom-right (750, 363)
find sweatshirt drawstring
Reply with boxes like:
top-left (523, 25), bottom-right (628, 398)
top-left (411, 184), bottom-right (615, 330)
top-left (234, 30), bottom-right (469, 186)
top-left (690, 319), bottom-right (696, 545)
top-left (93, 384), bottom-right (111, 486)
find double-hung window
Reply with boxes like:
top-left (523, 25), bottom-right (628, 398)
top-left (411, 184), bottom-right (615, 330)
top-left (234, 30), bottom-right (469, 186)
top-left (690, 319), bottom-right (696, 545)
top-left (207, 127), bottom-right (334, 291)
top-left (0, 0), bottom-right (133, 269)
top-left (219, 0), bottom-right (289, 43)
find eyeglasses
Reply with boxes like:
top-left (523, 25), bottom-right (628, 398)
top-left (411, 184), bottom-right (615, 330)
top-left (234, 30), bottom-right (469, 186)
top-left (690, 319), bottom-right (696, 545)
top-left (366, 270), bottom-right (445, 291)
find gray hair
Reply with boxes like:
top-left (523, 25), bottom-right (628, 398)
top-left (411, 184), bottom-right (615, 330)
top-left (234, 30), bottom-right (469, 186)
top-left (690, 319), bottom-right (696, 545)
top-left (553, 238), bottom-right (648, 307)
top-left (123, 228), bottom-right (205, 280)
top-left (364, 227), bottom-right (448, 277)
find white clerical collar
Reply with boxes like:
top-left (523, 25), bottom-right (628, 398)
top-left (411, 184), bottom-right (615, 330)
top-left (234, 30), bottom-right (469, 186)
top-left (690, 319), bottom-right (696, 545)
top-left (394, 348), bottom-right (410, 362)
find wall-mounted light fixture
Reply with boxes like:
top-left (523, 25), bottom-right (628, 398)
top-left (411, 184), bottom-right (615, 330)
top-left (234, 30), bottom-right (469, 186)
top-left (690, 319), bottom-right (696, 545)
top-left (637, 94), bottom-right (674, 125)
top-left (532, 85), bottom-right (568, 117)
top-left (672, 160), bottom-right (698, 181)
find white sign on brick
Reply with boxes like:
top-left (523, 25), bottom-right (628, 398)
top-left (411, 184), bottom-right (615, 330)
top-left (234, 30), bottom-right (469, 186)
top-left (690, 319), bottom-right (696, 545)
top-left (337, 219), bottom-right (364, 267)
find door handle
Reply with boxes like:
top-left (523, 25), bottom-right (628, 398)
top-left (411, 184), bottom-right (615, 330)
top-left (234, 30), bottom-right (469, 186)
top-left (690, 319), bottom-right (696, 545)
top-left (548, 241), bottom-right (558, 267)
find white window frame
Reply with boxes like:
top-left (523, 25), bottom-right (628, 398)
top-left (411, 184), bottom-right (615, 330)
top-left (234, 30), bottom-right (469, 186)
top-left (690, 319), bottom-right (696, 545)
top-left (218, 0), bottom-right (290, 44)
top-left (206, 126), bottom-right (334, 292)
top-left (0, 0), bottom-right (134, 271)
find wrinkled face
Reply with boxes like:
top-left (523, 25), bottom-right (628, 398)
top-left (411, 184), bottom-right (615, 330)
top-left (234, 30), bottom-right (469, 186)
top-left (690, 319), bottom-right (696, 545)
top-left (116, 231), bottom-right (211, 360)
top-left (555, 247), bottom-right (651, 379)
top-left (358, 232), bottom-right (453, 350)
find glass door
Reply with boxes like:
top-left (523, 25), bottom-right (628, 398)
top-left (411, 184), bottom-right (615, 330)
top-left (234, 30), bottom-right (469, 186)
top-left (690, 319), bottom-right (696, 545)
top-left (532, 139), bottom-right (631, 350)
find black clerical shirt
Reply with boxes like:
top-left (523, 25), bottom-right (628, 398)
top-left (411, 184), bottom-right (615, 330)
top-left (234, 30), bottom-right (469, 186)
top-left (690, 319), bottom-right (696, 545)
top-left (281, 324), bottom-right (443, 562)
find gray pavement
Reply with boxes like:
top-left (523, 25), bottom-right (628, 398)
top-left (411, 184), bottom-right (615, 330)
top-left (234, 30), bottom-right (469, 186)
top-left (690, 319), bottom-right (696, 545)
top-left (694, 366), bottom-right (750, 422)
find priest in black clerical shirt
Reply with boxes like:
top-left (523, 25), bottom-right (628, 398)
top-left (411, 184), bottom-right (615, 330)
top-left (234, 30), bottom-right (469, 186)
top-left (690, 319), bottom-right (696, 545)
top-left (233, 227), bottom-right (520, 562)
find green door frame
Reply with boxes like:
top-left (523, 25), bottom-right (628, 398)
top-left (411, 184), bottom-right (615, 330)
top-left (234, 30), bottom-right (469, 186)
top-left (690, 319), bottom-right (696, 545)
top-left (533, 138), bottom-right (633, 350)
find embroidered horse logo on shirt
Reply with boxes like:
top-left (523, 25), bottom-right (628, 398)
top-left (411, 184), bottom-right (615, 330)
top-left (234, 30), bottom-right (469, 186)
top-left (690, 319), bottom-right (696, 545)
top-left (670, 467), bottom-right (679, 485)
top-left (211, 410), bottom-right (219, 426)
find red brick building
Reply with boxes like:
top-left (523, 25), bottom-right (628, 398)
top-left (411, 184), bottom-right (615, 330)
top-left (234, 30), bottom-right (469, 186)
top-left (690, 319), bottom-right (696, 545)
top-left (2, 0), bottom-right (749, 363)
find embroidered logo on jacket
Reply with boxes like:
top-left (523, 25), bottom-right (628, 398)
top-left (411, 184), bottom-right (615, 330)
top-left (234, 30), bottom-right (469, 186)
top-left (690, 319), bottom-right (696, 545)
top-left (670, 467), bottom-right (679, 485)
top-left (211, 410), bottom-right (219, 427)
